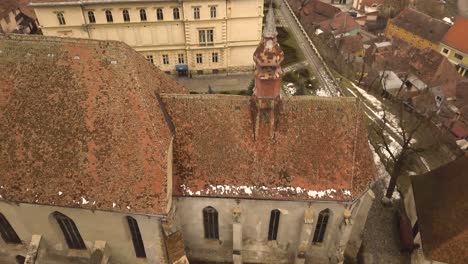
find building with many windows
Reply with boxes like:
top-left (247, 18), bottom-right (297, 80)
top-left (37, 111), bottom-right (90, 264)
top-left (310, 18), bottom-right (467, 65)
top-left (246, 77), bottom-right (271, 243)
top-left (0, 6), bottom-right (377, 264)
top-left (0, 0), bottom-right (38, 34)
top-left (30, 0), bottom-right (264, 76)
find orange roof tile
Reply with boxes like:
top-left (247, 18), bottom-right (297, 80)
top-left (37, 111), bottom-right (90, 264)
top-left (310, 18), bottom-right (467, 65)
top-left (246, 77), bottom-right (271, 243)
top-left (412, 156), bottom-right (468, 264)
top-left (441, 16), bottom-right (468, 54)
top-left (0, 35), bottom-right (186, 215)
top-left (162, 95), bottom-right (376, 201)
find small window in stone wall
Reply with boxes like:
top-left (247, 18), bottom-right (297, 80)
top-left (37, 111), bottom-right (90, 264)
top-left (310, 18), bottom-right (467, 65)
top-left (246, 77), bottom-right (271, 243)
top-left (442, 48), bottom-right (449, 54)
top-left (146, 55), bottom-right (154, 64)
top-left (126, 216), bottom-right (146, 258)
top-left (455, 53), bottom-right (464, 60)
top-left (105, 10), bottom-right (113, 23)
top-left (57, 13), bottom-right (66, 25)
top-left (312, 209), bottom-right (330, 243)
top-left (88, 11), bottom-right (96, 23)
top-left (268, 209), bottom-right (281, 240)
top-left (140, 9), bottom-right (147, 21)
top-left (123, 10), bottom-right (130, 22)
top-left (0, 213), bottom-right (21, 244)
top-left (203, 206), bottom-right (219, 239)
top-left (157, 8), bottom-right (164, 21)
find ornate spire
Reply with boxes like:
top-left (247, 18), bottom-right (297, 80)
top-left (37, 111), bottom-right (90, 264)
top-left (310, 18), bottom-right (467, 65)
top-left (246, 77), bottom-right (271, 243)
top-left (263, 1), bottom-right (277, 39)
top-left (252, 0), bottom-right (284, 100)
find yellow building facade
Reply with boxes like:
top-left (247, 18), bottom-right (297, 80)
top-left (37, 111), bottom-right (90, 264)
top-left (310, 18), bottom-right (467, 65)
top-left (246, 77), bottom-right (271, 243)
top-left (385, 23), bottom-right (438, 51)
top-left (31, 0), bottom-right (264, 75)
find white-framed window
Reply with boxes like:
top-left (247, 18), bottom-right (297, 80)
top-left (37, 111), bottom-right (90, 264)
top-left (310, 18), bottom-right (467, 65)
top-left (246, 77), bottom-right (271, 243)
top-left (178, 54), bottom-right (185, 64)
top-left (87, 11), bottom-right (96, 23)
top-left (105, 10), bottom-right (113, 23)
top-left (196, 53), bottom-right (203, 64)
top-left (454, 53), bottom-right (464, 60)
top-left (173, 8), bottom-right (180, 20)
top-left (193, 7), bottom-right (200, 19)
top-left (210, 6), bottom-right (216, 18)
top-left (212, 52), bottom-right (218, 63)
top-left (122, 9), bottom-right (130, 22)
top-left (57, 13), bottom-right (66, 25)
top-left (157, 8), bottom-right (164, 20)
top-left (442, 48), bottom-right (449, 55)
top-left (162, 54), bottom-right (169, 65)
top-left (146, 55), bottom-right (154, 64)
top-left (140, 9), bottom-right (147, 21)
top-left (198, 29), bottom-right (214, 45)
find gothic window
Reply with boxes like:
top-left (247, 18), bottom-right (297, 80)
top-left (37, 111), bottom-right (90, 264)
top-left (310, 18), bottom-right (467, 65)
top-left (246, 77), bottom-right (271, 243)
top-left (87, 11), bottom-right (96, 23)
top-left (193, 7), bottom-right (200, 19)
top-left (57, 13), bottom-right (66, 25)
top-left (312, 209), bottom-right (330, 243)
top-left (210, 6), bottom-right (217, 18)
top-left (53, 212), bottom-right (86, 249)
top-left (268, 209), bottom-right (280, 240)
top-left (140, 9), bottom-right (147, 21)
top-left (0, 213), bottom-right (21, 244)
top-left (173, 8), bottom-right (180, 20)
top-left (105, 10), bottom-right (113, 23)
top-left (156, 8), bottom-right (164, 21)
top-left (203, 206), bottom-right (218, 239)
top-left (126, 216), bottom-right (146, 258)
top-left (122, 10), bottom-right (130, 22)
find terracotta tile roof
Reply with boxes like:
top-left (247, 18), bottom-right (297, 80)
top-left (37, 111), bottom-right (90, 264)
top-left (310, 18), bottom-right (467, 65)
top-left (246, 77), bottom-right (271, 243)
top-left (389, 8), bottom-right (450, 43)
top-left (0, 35), bottom-right (186, 215)
top-left (319, 12), bottom-right (361, 36)
top-left (411, 156), bottom-right (468, 264)
top-left (455, 80), bottom-right (468, 109)
top-left (441, 16), bottom-right (468, 54)
top-left (0, 0), bottom-right (19, 18)
top-left (162, 94), bottom-right (376, 201)
top-left (339, 35), bottom-right (364, 55)
top-left (291, 0), bottom-right (341, 25)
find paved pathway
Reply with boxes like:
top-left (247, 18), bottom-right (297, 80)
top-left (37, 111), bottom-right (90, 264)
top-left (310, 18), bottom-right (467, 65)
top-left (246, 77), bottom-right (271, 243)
top-left (275, 0), bottom-right (341, 96)
top-left (360, 180), bottom-right (411, 264)
top-left (176, 74), bottom-right (253, 93)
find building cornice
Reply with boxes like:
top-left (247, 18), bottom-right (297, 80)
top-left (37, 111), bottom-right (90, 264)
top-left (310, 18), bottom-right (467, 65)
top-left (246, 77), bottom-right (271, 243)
top-left (31, 0), bottom-right (174, 7)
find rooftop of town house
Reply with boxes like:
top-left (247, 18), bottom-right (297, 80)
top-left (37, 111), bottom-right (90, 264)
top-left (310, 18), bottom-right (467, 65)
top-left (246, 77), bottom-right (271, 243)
top-left (411, 155), bottom-right (468, 264)
top-left (0, 0), bottom-right (19, 18)
top-left (441, 16), bottom-right (468, 54)
top-left (318, 12), bottom-right (361, 36)
top-left (291, 0), bottom-right (341, 25)
top-left (30, 0), bottom-right (168, 5)
top-left (338, 35), bottom-right (364, 55)
top-left (389, 8), bottom-right (451, 44)
top-left (162, 94), bottom-right (376, 201)
top-left (0, 34), bottom-right (187, 215)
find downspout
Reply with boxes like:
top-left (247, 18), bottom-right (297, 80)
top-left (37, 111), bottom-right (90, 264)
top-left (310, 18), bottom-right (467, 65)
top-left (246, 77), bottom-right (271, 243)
top-left (79, 0), bottom-right (91, 38)
top-left (225, 0), bottom-right (229, 75)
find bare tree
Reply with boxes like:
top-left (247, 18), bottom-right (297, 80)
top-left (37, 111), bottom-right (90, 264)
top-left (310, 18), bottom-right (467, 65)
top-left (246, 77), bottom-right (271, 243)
top-left (372, 102), bottom-right (431, 202)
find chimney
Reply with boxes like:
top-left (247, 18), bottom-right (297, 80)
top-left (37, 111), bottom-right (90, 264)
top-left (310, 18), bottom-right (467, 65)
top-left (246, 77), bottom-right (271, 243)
top-left (252, 1), bottom-right (284, 108)
top-left (251, 1), bottom-right (284, 140)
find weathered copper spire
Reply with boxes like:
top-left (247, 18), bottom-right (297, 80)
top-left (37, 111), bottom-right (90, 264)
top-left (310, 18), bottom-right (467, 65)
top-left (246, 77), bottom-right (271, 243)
top-left (251, 1), bottom-right (284, 140)
top-left (252, 1), bottom-right (284, 105)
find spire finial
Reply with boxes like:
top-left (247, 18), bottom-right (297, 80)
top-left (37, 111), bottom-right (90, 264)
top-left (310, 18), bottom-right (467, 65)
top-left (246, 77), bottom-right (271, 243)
top-left (263, 0), bottom-right (277, 38)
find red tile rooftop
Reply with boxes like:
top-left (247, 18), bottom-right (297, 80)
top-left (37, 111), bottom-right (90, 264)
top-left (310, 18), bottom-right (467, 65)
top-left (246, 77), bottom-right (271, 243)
top-left (162, 94), bottom-right (376, 202)
top-left (0, 35), bottom-right (186, 215)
